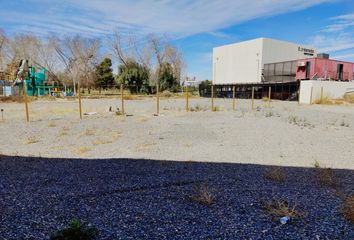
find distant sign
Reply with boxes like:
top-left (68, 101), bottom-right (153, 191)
top-left (298, 46), bottom-right (315, 56)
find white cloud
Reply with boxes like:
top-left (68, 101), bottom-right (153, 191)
top-left (309, 13), bottom-right (354, 62)
top-left (322, 13), bottom-right (354, 32)
top-left (0, 0), bottom-right (332, 37)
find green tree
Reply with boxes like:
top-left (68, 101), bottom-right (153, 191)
top-left (117, 59), bottom-right (150, 93)
top-left (158, 63), bottom-right (178, 92)
top-left (95, 58), bottom-right (114, 88)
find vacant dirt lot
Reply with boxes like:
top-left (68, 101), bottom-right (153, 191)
top-left (0, 97), bottom-right (353, 169)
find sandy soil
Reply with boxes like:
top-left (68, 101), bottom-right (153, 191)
top-left (0, 97), bottom-right (353, 169)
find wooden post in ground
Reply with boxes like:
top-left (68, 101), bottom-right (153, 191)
top-left (211, 85), bottom-right (214, 111)
top-left (23, 82), bottom-right (29, 122)
top-left (78, 82), bottom-right (82, 120)
top-left (120, 84), bottom-right (124, 115)
top-left (156, 83), bottom-right (160, 115)
top-left (251, 86), bottom-right (255, 110)
top-left (268, 86), bottom-right (271, 108)
top-left (310, 86), bottom-right (313, 104)
top-left (185, 85), bottom-right (189, 112)
top-left (232, 86), bottom-right (236, 110)
top-left (298, 82), bottom-right (301, 105)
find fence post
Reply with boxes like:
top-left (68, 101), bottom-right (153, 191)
top-left (211, 85), bottom-right (214, 111)
top-left (156, 83), bottom-right (160, 115)
top-left (251, 86), bottom-right (255, 110)
top-left (232, 86), bottom-right (236, 110)
top-left (310, 86), bottom-right (313, 104)
top-left (186, 85), bottom-right (189, 112)
top-left (78, 82), bottom-right (82, 120)
top-left (268, 86), bottom-right (271, 108)
top-left (23, 82), bottom-right (29, 122)
top-left (120, 84), bottom-right (124, 115)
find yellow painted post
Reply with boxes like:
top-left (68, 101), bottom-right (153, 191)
top-left (156, 83), bottom-right (160, 115)
top-left (320, 87), bottom-right (324, 103)
top-left (298, 83), bottom-right (301, 105)
top-left (268, 87), bottom-right (271, 108)
top-left (120, 84), bottom-right (124, 115)
top-left (310, 86), bottom-right (313, 104)
top-left (211, 85), bottom-right (214, 111)
top-left (23, 82), bottom-right (29, 122)
top-left (251, 87), bottom-right (255, 110)
top-left (232, 86), bottom-right (236, 110)
top-left (186, 86), bottom-right (189, 112)
top-left (78, 82), bottom-right (82, 120)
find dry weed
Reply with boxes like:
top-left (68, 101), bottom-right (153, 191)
top-left (27, 136), bottom-right (39, 144)
top-left (316, 168), bottom-right (340, 188)
top-left (47, 121), bottom-right (56, 128)
top-left (59, 126), bottom-right (70, 136)
top-left (264, 199), bottom-right (306, 219)
top-left (190, 183), bottom-right (215, 206)
top-left (85, 128), bottom-right (95, 136)
top-left (264, 167), bottom-right (287, 182)
top-left (75, 146), bottom-right (92, 154)
top-left (343, 94), bottom-right (354, 104)
top-left (136, 143), bottom-right (157, 151)
top-left (342, 195), bottom-right (354, 224)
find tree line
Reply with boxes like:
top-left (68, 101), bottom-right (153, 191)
top-left (0, 29), bottom-right (185, 93)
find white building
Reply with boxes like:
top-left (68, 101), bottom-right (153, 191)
top-left (212, 38), bottom-right (317, 85)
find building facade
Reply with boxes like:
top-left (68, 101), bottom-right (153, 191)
top-left (212, 38), bottom-right (317, 84)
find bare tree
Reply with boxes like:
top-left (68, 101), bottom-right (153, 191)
top-left (0, 29), bottom-right (6, 71)
top-left (108, 28), bottom-right (128, 66)
top-left (54, 35), bottom-right (100, 93)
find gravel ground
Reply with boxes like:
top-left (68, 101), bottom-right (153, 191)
top-left (0, 97), bottom-right (354, 169)
top-left (0, 156), bottom-right (353, 239)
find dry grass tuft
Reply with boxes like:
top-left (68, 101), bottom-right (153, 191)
top-left (59, 126), bottom-right (70, 136)
top-left (27, 136), bottom-right (39, 144)
top-left (190, 183), bottom-right (215, 206)
top-left (264, 199), bottom-right (306, 219)
top-left (342, 195), bottom-right (354, 224)
top-left (343, 93), bottom-right (354, 104)
top-left (76, 146), bottom-right (92, 154)
top-left (47, 121), bottom-right (56, 128)
top-left (136, 143), bottom-right (157, 151)
top-left (123, 94), bottom-right (138, 100)
top-left (264, 167), bottom-right (287, 182)
top-left (85, 128), bottom-right (95, 136)
top-left (316, 168), bottom-right (340, 188)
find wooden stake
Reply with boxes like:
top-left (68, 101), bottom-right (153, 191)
top-left (156, 83), bottom-right (160, 115)
top-left (251, 87), bottom-right (255, 110)
top-left (268, 86), bottom-right (271, 108)
top-left (186, 86), bottom-right (189, 112)
top-left (232, 86), bottom-right (236, 110)
top-left (23, 82), bottom-right (29, 122)
top-left (120, 84), bottom-right (124, 115)
top-left (78, 82), bottom-right (82, 120)
top-left (211, 85), bottom-right (214, 111)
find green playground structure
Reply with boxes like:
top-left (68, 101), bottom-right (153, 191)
top-left (15, 60), bottom-right (65, 96)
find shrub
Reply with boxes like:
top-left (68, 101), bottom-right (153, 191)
top-left (50, 219), bottom-right (98, 240)
top-left (264, 167), bottom-right (287, 182)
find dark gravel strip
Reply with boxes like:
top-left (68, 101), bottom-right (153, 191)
top-left (0, 156), bottom-right (353, 239)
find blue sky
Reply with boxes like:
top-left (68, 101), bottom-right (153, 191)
top-left (1, 0), bottom-right (353, 80)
